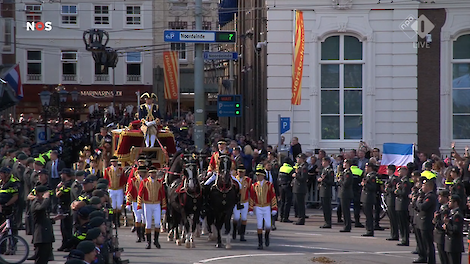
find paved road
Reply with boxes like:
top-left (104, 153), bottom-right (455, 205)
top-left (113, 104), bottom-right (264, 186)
top-left (21, 209), bottom-right (467, 264)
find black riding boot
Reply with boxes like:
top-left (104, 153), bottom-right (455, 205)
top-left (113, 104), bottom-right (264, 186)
top-left (240, 224), bottom-right (247, 242)
top-left (154, 231), bottom-right (161, 249)
top-left (265, 230), bottom-right (270, 247)
top-left (145, 233), bottom-right (151, 249)
top-left (257, 233), bottom-right (263, 250)
top-left (136, 226), bottom-right (142, 243)
top-left (232, 221), bottom-right (237, 240)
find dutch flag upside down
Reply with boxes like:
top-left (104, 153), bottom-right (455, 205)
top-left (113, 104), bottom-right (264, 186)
top-left (378, 143), bottom-right (414, 175)
top-left (2, 64), bottom-right (23, 99)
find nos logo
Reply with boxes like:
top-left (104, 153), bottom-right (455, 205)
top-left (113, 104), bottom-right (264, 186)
top-left (26, 22), bottom-right (52, 31)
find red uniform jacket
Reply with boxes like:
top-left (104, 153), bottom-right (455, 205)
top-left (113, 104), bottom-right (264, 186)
top-left (238, 176), bottom-right (252, 204)
top-left (104, 166), bottom-right (127, 190)
top-left (126, 172), bottom-right (145, 204)
top-left (208, 151), bottom-right (236, 173)
top-left (137, 178), bottom-right (167, 210)
top-left (248, 180), bottom-right (278, 212)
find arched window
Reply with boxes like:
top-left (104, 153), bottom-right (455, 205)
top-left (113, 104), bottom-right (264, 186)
top-left (452, 34), bottom-right (470, 139)
top-left (320, 35), bottom-right (363, 140)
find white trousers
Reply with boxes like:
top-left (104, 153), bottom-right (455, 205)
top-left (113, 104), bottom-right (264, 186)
top-left (143, 203), bottom-right (161, 229)
top-left (132, 202), bottom-right (145, 223)
top-left (233, 202), bottom-right (249, 221)
top-left (204, 174), bottom-right (242, 189)
top-left (109, 189), bottom-right (124, 209)
top-left (145, 134), bottom-right (156, 148)
top-left (255, 206), bottom-right (271, 230)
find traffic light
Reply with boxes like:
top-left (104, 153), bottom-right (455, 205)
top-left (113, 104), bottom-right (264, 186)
top-left (235, 103), bottom-right (240, 115)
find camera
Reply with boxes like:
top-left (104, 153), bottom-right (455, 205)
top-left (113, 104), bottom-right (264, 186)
top-left (256, 41), bottom-right (267, 52)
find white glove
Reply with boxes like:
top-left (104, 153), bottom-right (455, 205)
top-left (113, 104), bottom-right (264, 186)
top-left (249, 211), bottom-right (254, 216)
top-left (271, 210), bottom-right (277, 216)
top-left (162, 210), bottom-right (166, 215)
top-left (149, 121), bottom-right (156, 126)
top-left (126, 205), bottom-right (131, 211)
top-left (207, 171), bottom-right (213, 177)
top-left (145, 121), bottom-right (151, 126)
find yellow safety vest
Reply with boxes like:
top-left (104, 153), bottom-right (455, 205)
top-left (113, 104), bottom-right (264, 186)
top-left (279, 163), bottom-right (293, 174)
top-left (351, 166), bottom-right (363, 177)
top-left (421, 170), bottom-right (436, 180)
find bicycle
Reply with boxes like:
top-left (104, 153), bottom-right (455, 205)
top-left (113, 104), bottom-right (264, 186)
top-left (0, 214), bottom-right (29, 264)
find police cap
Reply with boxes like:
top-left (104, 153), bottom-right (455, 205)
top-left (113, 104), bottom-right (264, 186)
top-left (97, 178), bottom-right (109, 185)
top-left (0, 167), bottom-right (11, 174)
top-left (85, 228), bottom-right (101, 241)
top-left (78, 207), bottom-right (91, 219)
top-left (89, 217), bottom-right (105, 228)
top-left (90, 196), bottom-right (101, 205)
top-left (60, 168), bottom-right (72, 176)
top-left (17, 153), bottom-right (28, 161)
top-left (89, 210), bottom-right (105, 220)
top-left (96, 183), bottom-right (108, 190)
top-left (76, 241), bottom-right (95, 254)
top-left (83, 175), bottom-right (97, 184)
top-left (91, 190), bottom-right (105, 198)
top-left (65, 249), bottom-right (85, 261)
top-left (36, 185), bottom-right (48, 193)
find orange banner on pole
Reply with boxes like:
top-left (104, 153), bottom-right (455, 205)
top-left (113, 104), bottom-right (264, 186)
top-left (163, 51), bottom-right (179, 100)
top-left (291, 10), bottom-right (305, 105)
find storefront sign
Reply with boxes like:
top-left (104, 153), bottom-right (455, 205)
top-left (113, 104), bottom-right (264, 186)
top-left (80, 90), bottom-right (123, 98)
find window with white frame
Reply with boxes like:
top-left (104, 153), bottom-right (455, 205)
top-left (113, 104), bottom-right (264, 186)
top-left (169, 22), bottom-right (187, 60)
top-left (452, 34), bottom-right (470, 139)
top-left (26, 50), bottom-right (42, 81)
top-left (126, 52), bottom-right (141, 81)
top-left (25, 4), bottom-right (42, 23)
top-left (61, 50), bottom-right (78, 81)
top-left (2, 18), bottom-right (14, 54)
top-left (94, 5), bottom-right (109, 25)
top-left (320, 35), bottom-right (363, 140)
top-left (126, 6), bottom-right (141, 25)
top-left (61, 5), bottom-right (77, 25)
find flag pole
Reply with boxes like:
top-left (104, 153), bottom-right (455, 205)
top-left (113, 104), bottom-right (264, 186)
top-left (290, 10), bottom-right (296, 142)
top-left (177, 54), bottom-right (181, 120)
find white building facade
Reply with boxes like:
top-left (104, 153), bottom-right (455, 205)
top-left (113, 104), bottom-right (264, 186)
top-left (266, 0), bottom-right (470, 155)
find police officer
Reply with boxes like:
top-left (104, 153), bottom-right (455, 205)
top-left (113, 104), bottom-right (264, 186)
top-left (278, 158), bottom-right (294, 223)
top-left (293, 153), bottom-right (308, 225)
top-left (444, 195), bottom-right (464, 264)
top-left (433, 189), bottom-right (450, 264)
top-left (71, 171), bottom-right (85, 201)
top-left (385, 165), bottom-right (399, 241)
top-left (374, 171), bottom-right (385, 231)
top-left (57, 168), bottom-right (74, 251)
top-left (338, 159), bottom-right (354, 232)
top-left (361, 163), bottom-right (377, 236)
top-left (350, 162), bottom-right (365, 228)
top-left (414, 179), bottom-right (436, 264)
top-left (395, 167), bottom-right (412, 246)
top-left (318, 157), bottom-right (334, 228)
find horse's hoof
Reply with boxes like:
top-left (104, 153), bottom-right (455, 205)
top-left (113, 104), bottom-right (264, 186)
top-left (225, 244), bottom-right (232, 249)
top-left (185, 242), bottom-right (190, 248)
top-left (176, 240), bottom-right (182, 246)
top-left (215, 243), bottom-right (224, 248)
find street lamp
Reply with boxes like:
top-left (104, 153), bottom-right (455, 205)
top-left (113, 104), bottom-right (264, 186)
top-left (39, 90), bottom-right (52, 141)
top-left (70, 90), bottom-right (80, 122)
top-left (70, 90), bottom-right (79, 102)
top-left (59, 89), bottom-right (69, 103)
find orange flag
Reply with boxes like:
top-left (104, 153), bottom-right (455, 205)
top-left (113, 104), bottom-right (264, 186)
top-left (291, 10), bottom-right (305, 105)
top-left (163, 51), bottom-right (179, 100)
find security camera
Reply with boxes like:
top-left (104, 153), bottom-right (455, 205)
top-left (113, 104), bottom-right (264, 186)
top-left (256, 41), bottom-right (267, 52)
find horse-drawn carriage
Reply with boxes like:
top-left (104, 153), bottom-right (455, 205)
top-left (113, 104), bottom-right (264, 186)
top-left (111, 121), bottom-right (177, 167)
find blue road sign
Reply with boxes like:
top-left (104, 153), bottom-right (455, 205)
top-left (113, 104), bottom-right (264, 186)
top-left (204, 52), bottom-right (238, 60)
top-left (164, 30), bottom-right (237, 43)
top-left (38, 131), bottom-right (46, 141)
top-left (217, 95), bottom-right (242, 117)
top-left (280, 117), bottom-right (290, 134)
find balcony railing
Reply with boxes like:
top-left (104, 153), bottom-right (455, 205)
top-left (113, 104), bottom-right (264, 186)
top-left (27, 74), bottom-right (41, 81)
top-left (126, 75), bottom-right (141, 82)
top-left (94, 74), bottom-right (109, 82)
top-left (62, 74), bottom-right (77, 81)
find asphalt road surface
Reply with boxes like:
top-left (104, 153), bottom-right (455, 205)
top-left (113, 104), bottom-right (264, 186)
top-left (22, 209), bottom-right (468, 264)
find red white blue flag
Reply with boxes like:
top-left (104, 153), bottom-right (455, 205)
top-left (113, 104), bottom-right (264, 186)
top-left (378, 143), bottom-right (414, 175)
top-left (2, 64), bottom-right (23, 99)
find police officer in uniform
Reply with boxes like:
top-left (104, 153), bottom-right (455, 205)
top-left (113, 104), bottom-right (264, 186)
top-left (318, 157), bottom-right (334, 228)
top-left (278, 158), bottom-right (294, 223)
top-left (444, 195), bottom-right (464, 264)
top-left (433, 189), bottom-right (450, 264)
top-left (385, 165), bottom-right (399, 241)
top-left (293, 153), bottom-right (308, 225)
top-left (374, 172), bottom-right (385, 231)
top-left (396, 167), bottom-right (412, 246)
top-left (350, 162), bottom-right (365, 228)
top-left (361, 163), bottom-right (377, 236)
top-left (338, 159), bottom-right (354, 232)
top-left (71, 171), bottom-right (85, 202)
top-left (57, 169), bottom-right (74, 252)
top-left (31, 185), bottom-right (54, 264)
top-left (414, 179), bottom-right (436, 264)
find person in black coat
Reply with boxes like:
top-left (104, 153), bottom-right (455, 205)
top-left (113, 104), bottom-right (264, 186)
top-left (414, 179), bottom-right (437, 264)
top-left (32, 185), bottom-right (54, 264)
top-left (433, 190), bottom-right (450, 264)
top-left (444, 195), bottom-right (464, 264)
top-left (318, 157), bottom-right (334, 228)
top-left (384, 165), bottom-right (399, 241)
top-left (338, 159), bottom-right (354, 232)
top-left (395, 167), bottom-right (412, 246)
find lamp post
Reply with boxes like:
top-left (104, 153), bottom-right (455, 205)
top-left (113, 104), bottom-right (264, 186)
top-left (56, 85), bottom-right (69, 139)
top-left (39, 89), bottom-right (52, 142)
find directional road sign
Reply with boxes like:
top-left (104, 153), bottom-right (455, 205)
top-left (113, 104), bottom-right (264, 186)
top-left (164, 30), bottom-right (236, 43)
top-left (217, 95), bottom-right (242, 117)
top-left (204, 52), bottom-right (238, 60)
top-left (280, 117), bottom-right (290, 134)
